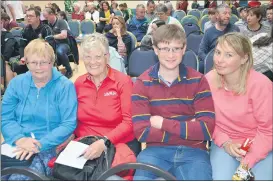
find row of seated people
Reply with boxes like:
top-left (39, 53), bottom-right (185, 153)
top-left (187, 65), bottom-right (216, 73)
top-left (1, 24), bottom-right (272, 180)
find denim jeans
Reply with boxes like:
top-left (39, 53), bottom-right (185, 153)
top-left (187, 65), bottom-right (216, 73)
top-left (210, 142), bottom-right (273, 180)
top-left (133, 145), bottom-right (212, 180)
top-left (56, 43), bottom-right (72, 73)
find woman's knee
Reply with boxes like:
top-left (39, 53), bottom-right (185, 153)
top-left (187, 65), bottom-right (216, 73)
top-left (210, 143), bottom-right (239, 180)
top-left (252, 151), bottom-right (273, 180)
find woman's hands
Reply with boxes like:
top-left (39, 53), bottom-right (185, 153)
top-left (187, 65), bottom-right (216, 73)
top-left (83, 139), bottom-right (106, 160)
top-left (223, 140), bottom-right (244, 158)
top-left (14, 137), bottom-right (41, 160)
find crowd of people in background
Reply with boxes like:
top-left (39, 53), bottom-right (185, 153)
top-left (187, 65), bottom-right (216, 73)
top-left (1, 0), bottom-right (273, 181)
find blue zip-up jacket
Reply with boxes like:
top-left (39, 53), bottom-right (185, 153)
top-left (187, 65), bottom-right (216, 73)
top-left (127, 16), bottom-right (149, 42)
top-left (1, 68), bottom-right (77, 151)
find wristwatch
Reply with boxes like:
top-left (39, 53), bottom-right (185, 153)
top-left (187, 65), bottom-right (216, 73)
top-left (102, 136), bottom-right (111, 148)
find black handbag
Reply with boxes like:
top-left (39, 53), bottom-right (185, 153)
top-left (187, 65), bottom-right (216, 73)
top-left (52, 136), bottom-right (116, 180)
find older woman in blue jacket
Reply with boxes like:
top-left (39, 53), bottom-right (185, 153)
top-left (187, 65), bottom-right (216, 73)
top-left (1, 39), bottom-right (77, 180)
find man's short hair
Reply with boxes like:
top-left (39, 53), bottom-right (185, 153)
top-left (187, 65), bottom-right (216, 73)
top-left (147, 0), bottom-right (155, 7)
top-left (266, 5), bottom-right (273, 11)
top-left (208, 8), bottom-right (217, 15)
top-left (1, 12), bottom-right (10, 21)
top-left (155, 3), bottom-right (168, 13)
top-left (152, 24), bottom-right (186, 47)
top-left (216, 3), bottom-right (231, 13)
top-left (27, 7), bottom-right (41, 17)
top-left (136, 4), bottom-right (145, 9)
top-left (44, 7), bottom-right (56, 15)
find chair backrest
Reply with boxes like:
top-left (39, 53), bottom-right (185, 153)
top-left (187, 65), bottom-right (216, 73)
top-left (202, 8), bottom-right (209, 17)
top-left (128, 47), bottom-right (158, 77)
top-left (80, 20), bottom-right (95, 35)
top-left (10, 27), bottom-right (23, 45)
top-left (200, 15), bottom-right (210, 32)
top-left (182, 49), bottom-right (199, 71)
top-left (10, 27), bottom-right (23, 37)
top-left (114, 10), bottom-right (123, 16)
top-left (181, 15), bottom-right (199, 25)
top-left (230, 14), bottom-right (239, 24)
top-left (17, 22), bottom-right (26, 28)
top-left (187, 9), bottom-right (201, 20)
top-left (186, 33), bottom-right (204, 55)
top-left (127, 31), bottom-right (137, 52)
top-left (172, 10), bottom-right (186, 21)
top-left (68, 20), bottom-right (80, 37)
top-left (183, 23), bottom-right (200, 36)
top-left (204, 49), bottom-right (215, 74)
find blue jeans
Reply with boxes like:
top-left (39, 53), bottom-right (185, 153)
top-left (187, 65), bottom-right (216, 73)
top-left (56, 43), bottom-right (72, 73)
top-left (133, 146), bottom-right (212, 180)
top-left (210, 142), bottom-right (273, 180)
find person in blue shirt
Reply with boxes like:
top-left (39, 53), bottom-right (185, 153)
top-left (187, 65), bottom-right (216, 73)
top-left (1, 38), bottom-right (77, 180)
top-left (198, 3), bottom-right (240, 73)
top-left (127, 4), bottom-right (149, 42)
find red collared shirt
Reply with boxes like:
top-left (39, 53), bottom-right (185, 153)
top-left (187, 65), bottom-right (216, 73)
top-left (74, 67), bottom-right (134, 144)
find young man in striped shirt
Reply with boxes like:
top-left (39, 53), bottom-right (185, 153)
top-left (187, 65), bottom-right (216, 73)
top-left (132, 24), bottom-right (215, 180)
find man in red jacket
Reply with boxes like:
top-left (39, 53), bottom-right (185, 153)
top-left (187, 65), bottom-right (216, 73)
top-left (132, 24), bottom-right (215, 180)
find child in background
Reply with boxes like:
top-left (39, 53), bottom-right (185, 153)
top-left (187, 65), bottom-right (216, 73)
top-left (204, 8), bottom-right (217, 32)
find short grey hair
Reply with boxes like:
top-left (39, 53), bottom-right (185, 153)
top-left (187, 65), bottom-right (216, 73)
top-left (136, 4), bottom-right (145, 9)
top-left (165, 2), bottom-right (173, 11)
top-left (155, 3), bottom-right (168, 13)
top-left (73, 2), bottom-right (81, 8)
top-left (81, 33), bottom-right (109, 53)
top-left (87, 2), bottom-right (96, 8)
top-left (216, 3), bottom-right (231, 13)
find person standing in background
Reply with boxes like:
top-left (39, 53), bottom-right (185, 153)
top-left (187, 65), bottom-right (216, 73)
top-left (3, 0), bottom-right (24, 22)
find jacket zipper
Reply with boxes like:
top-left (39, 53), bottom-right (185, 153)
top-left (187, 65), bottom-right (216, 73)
top-left (37, 88), bottom-right (41, 99)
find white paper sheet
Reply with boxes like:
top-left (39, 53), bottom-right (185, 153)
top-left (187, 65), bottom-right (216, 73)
top-left (1, 143), bottom-right (17, 158)
top-left (55, 141), bottom-right (89, 169)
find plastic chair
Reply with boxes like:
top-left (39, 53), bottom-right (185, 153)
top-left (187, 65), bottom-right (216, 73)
top-left (182, 49), bottom-right (199, 71)
top-left (80, 20), bottom-right (96, 35)
top-left (201, 8), bottom-right (209, 17)
top-left (204, 49), bottom-right (215, 74)
top-left (127, 31), bottom-right (137, 52)
top-left (181, 15), bottom-right (199, 26)
top-left (1, 167), bottom-right (50, 181)
top-left (230, 14), bottom-right (239, 24)
top-left (187, 9), bottom-right (201, 20)
top-left (183, 23), bottom-right (201, 36)
top-left (97, 163), bottom-right (176, 180)
top-left (68, 20), bottom-right (80, 37)
top-left (10, 27), bottom-right (23, 45)
top-left (200, 15), bottom-right (210, 32)
top-left (114, 10), bottom-right (123, 16)
top-left (172, 10), bottom-right (186, 21)
top-left (17, 22), bottom-right (26, 28)
top-left (128, 46), bottom-right (158, 77)
top-left (186, 32), bottom-right (204, 55)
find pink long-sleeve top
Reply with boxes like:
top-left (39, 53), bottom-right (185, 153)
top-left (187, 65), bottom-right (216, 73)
top-left (206, 69), bottom-right (272, 168)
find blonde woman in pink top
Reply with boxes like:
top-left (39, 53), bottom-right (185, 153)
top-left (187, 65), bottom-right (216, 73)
top-left (206, 32), bottom-right (272, 180)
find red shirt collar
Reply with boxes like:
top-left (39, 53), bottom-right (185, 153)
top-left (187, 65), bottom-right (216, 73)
top-left (84, 65), bottom-right (115, 83)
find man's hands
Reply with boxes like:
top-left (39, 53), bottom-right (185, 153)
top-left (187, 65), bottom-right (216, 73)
top-left (14, 137), bottom-right (41, 160)
top-left (150, 116), bottom-right (164, 129)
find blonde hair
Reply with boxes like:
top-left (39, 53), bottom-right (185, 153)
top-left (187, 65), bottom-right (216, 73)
top-left (112, 16), bottom-right (127, 35)
top-left (81, 33), bottom-right (109, 54)
top-left (24, 39), bottom-right (55, 63)
top-left (215, 32), bottom-right (254, 95)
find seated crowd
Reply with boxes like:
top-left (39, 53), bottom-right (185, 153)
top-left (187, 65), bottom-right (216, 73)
top-left (1, 0), bottom-right (273, 181)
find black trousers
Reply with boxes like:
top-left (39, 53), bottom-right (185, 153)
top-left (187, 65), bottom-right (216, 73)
top-left (126, 138), bottom-right (141, 157)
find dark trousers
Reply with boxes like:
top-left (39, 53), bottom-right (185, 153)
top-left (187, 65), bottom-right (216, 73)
top-left (126, 138), bottom-right (141, 157)
top-left (56, 43), bottom-right (72, 73)
top-left (263, 70), bottom-right (273, 82)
